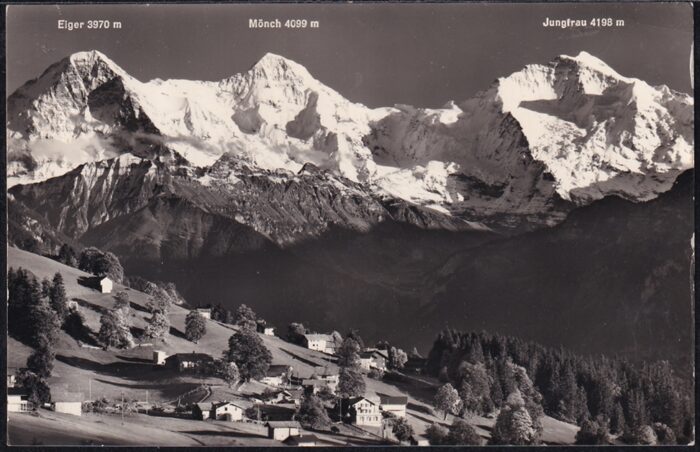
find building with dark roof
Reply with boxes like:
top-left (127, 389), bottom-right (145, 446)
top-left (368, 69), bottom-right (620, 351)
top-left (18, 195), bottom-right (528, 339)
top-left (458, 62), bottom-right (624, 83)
top-left (166, 352), bottom-right (214, 372)
top-left (283, 433), bottom-right (320, 446)
top-left (266, 420), bottom-right (301, 440)
top-left (379, 395), bottom-right (408, 417)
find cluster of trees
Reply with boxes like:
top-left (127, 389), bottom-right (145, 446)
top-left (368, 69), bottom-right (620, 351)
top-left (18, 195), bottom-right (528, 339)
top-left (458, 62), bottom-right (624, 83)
top-left (56, 244), bottom-right (78, 268)
top-left (223, 305), bottom-right (272, 382)
top-left (197, 302), bottom-right (264, 329)
top-left (208, 303), bottom-right (235, 324)
top-left (126, 276), bottom-right (186, 307)
top-left (8, 268), bottom-right (75, 408)
top-left (98, 291), bottom-right (135, 349)
top-left (425, 419), bottom-right (482, 445)
top-left (99, 286), bottom-right (174, 349)
top-left (78, 247), bottom-right (124, 283)
top-left (335, 334), bottom-right (366, 402)
top-left (426, 329), bottom-right (694, 445)
top-left (297, 393), bottom-right (333, 430)
top-left (8, 268), bottom-right (68, 378)
top-left (185, 310), bottom-right (207, 343)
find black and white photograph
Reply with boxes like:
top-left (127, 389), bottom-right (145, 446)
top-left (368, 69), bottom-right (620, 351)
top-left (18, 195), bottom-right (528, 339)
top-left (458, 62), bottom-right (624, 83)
top-left (4, 2), bottom-right (695, 446)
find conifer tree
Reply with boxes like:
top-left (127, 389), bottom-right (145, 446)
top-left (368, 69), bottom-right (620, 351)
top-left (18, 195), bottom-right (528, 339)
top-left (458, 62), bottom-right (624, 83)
top-left (185, 310), bottom-right (207, 343)
top-left (48, 272), bottom-right (68, 322)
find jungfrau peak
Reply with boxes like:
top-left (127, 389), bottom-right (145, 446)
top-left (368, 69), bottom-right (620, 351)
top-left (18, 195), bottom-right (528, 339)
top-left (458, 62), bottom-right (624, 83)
top-left (6, 50), bottom-right (693, 229)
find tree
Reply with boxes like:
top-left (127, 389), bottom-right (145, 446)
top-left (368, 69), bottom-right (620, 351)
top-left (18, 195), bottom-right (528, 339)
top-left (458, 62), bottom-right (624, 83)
top-left (8, 268), bottom-right (42, 342)
top-left (316, 385), bottom-right (336, 404)
top-left (391, 417), bottom-right (414, 444)
top-left (491, 390), bottom-right (538, 445)
top-left (143, 309), bottom-right (170, 343)
top-left (336, 337), bottom-right (361, 369)
top-left (63, 308), bottom-right (89, 341)
top-left (509, 362), bottom-right (544, 436)
top-left (337, 367), bottom-right (365, 398)
top-left (114, 290), bottom-right (129, 308)
top-left (575, 418), bottom-right (611, 445)
top-left (298, 393), bottom-right (332, 430)
top-left (346, 329), bottom-right (365, 350)
top-left (16, 370), bottom-right (51, 408)
top-left (330, 331), bottom-right (343, 350)
top-left (78, 247), bottom-right (124, 283)
top-left (388, 347), bottom-right (408, 370)
top-left (185, 310), bottom-right (207, 343)
top-left (213, 359), bottom-right (240, 388)
top-left (234, 304), bottom-right (257, 330)
top-left (458, 362), bottom-right (491, 417)
top-left (610, 401), bottom-right (626, 434)
top-left (224, 329), bottom-right (272, 381)
top-left (27, 346), bottom-right (55, 378)
top-left (145, 290), bottom-right (170, 314)
top-left (98, 301), bottom-right (134, 350)
top-left (446, 419), bottom-right (482, 445)
top-left (287, 323), bottom-right (306, 344)
top-left (48, 272), bottom-right (68, 322)
top-left (425, 423), bottom-right (448, 445)
top-left (409, 347), bottom-right (423, 359)
top-left (57, 244), bottom-right (78, 267)
top-left (28, 297), bottom-right (61, 351)
top-left (434, 383), bottom-right (461, 420)
top-left (652, 422), bottom-right (676, 445)
top-left (41, 278), bottom-right (51, 298)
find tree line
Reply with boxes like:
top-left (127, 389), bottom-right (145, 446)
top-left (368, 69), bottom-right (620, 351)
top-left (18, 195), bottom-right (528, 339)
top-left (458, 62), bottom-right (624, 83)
top-left (426, 328), bottom-right (694, 445)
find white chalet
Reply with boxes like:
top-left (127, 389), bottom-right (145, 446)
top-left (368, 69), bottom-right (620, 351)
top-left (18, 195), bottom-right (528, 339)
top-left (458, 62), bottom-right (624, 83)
top-left (347, 396), bottom-right (382, 427)
top-left (379, 395), bottom-right (408, 418)
top-left (302, 334), bottom-right (336, 354)
top-left (7, 389), bottom-right (32, 413)
top-left (99, 277), bottom-right (113, 294)
top-left (196, 308), bottom-right (212, 319)
top-left (212, 401), bottom-right (244, 421)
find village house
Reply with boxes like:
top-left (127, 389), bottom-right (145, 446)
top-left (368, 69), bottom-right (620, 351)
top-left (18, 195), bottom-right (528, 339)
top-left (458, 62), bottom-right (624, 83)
top-left (166, 352), bottom-right (214, 372)
top-left (359, 350), bottom-right (388, 372)
top-left (196, 308), bottom-right (212, 319)
top-left (52, 393), bottom-right (83, 416)
top-left (153, 350), bottom-right (168, 366)
top-left (345, 396), bottom-right (382, 427)
top-left (257, 323), bottom-right (275, 336)
top-left (266, 420), bottom-right (301, 441)
top-left (261, 389), bottom-right (303, 406)
top-left (301, 379), bottom-right (330, 395)
top-left (261, 364), bottom-right (292, 387)
top-left (274, 389), bottom-right (302, 406)
top-left (284, 434), bottom-right (320, 446)
top-left (290, 367), bottom-right (338, 391)
top-left (7, 388), bottom-right (32, 413)
top-left (302, 333), bottom-right (336, 354)
top-left (211, 401), bottom-right (245, 421)
top-left (379, 395), bottom-right (408, 418)
top-left (99, 276), bottom-right (113, 294)
top-left (317, 370), bottom-right (339, 391)
top-left (193, 402), bottom-right (213, 420)
top-left (257, 403), bottom-right (298, 421)
top-left (405, 356), bottom-right (427, 373)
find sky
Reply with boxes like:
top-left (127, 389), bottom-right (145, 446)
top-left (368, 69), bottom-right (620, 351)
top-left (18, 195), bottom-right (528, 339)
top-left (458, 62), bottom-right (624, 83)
top-left (6, 3), bottom-right (694, 108)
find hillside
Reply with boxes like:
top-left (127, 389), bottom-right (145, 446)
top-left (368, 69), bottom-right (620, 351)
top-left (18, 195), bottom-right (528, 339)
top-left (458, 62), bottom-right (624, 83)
top-left (7, 247), bottom-right (578, 446)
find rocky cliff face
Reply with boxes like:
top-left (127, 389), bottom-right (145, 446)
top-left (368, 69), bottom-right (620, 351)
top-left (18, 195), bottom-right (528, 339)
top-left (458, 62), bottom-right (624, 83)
top-left (9, 150), bottom-right (484, 261)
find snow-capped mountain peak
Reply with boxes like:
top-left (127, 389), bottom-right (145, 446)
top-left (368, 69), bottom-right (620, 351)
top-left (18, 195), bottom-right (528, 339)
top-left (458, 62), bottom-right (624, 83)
top-left (7, 50), bottom-right (694, 230)
top-left (559, 50), bottom-right (626, 80)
